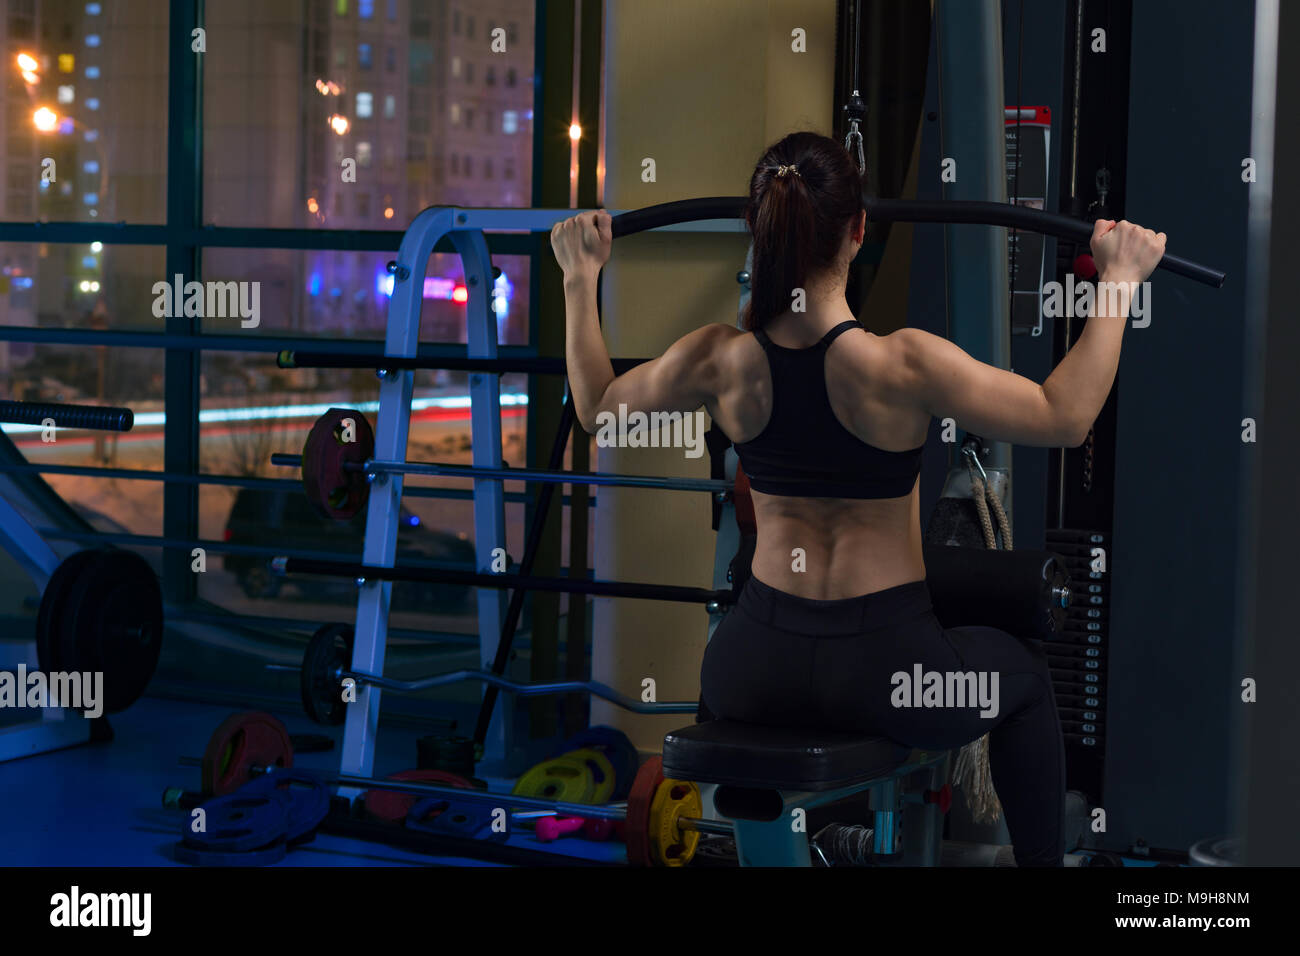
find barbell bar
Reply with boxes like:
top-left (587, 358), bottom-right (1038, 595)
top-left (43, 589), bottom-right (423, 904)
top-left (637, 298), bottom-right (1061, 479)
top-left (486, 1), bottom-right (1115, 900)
top-left (276, 351), bottom-right (649, 375)
top-left (273, 555), bottom-right (735, 608)
top-left (271, 452), bottom-right (731, 495)
top-left (271, 654), bottom-right (699, 716)
top-left (0, 400), bottom-right (134, 431)
top-left (172, 755), bottom-right (733, 836)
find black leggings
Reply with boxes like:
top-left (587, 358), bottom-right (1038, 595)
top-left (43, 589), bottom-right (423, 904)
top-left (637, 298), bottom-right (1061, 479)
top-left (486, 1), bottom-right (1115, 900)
top-left (700, 575), bottom-right (1065, 867)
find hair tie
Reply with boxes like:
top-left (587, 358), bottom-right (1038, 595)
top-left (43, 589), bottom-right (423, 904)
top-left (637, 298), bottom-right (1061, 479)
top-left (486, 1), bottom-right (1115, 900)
top-left (775, 164), bottom-right (800, 178)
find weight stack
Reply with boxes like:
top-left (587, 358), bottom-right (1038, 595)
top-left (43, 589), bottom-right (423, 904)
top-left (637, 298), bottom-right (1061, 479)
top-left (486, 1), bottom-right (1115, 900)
top-left (1043, 529), bottom-right (1109, 799)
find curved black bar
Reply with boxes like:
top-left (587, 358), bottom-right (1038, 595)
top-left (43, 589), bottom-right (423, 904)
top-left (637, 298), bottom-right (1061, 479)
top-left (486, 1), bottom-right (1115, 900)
top-left (863, 196), bottom-right (1226, 288)
top-left (0, 401), bottom-right (134, 432)
top-left (285, 192), bottom-right (1227, 373)
top-left (609, 197), bottom-right (746, 238)
top-left (607, 194), bottom-right (1224, 287)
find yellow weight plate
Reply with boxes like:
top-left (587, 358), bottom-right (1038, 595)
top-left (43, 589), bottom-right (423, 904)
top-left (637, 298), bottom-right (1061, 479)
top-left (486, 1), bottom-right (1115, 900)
top-left (562, 748), bottom-right (617, 804)
top-left (648, 777), bottom-right (701, 867)
top-left (512, 755), bottom-right (598, 803)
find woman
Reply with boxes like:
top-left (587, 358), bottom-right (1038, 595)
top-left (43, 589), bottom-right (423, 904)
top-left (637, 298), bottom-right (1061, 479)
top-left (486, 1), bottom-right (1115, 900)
top-left (552, 131), bottom-right (1166, 866)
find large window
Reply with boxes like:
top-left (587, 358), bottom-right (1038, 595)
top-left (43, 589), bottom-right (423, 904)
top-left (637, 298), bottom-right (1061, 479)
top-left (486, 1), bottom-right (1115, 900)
top-left (0, 1), bottom-right (540, 644)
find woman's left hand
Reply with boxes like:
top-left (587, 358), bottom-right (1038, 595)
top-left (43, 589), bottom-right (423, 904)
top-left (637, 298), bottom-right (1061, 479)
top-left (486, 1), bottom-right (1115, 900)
top-left (551, 210), bottom-right (612, 278)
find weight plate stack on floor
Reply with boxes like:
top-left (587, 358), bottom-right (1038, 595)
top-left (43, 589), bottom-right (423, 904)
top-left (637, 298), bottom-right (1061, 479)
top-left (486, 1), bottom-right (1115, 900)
top-left (416, 734), bottom-right (478, 777)
top-left (174, 791), bottom-right (291, 867)
top-left (552, 725), bottom-right (640, 800)
top-left (406, 798), bottom-right (509, 842)
top-left (243, 768), bottom-right (332, 844)
top-left (512, 756), bottom-right (599, 804)
top-left (201, 711), bottom-right (294, 796)
top-left (363, 769), bottom-right (479, 824)
top-left (561, 748), bottom-right (617, 804)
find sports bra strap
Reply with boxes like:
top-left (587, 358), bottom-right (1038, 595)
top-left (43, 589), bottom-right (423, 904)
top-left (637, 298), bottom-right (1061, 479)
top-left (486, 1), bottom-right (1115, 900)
top-left (752, 320), bottom-right (859, 352)
top-left (818, 319), bottom-right (862, 349)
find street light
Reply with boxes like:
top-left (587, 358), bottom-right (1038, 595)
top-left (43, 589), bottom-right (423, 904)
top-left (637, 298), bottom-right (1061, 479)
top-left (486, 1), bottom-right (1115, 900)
top-left (32, 107), bottom-right (58, 132)
top-left (16, 52), bottom-right (39, 73)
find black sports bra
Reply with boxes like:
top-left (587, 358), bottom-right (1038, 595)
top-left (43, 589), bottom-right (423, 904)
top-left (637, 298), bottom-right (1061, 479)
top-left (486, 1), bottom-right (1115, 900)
top-left (732, 320), bottom-right (925, 499)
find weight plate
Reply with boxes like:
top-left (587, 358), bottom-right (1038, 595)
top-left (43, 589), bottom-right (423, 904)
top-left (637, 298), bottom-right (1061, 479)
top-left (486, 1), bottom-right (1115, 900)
top-left (407, 797), bottom-right (508, 842)
top-left (173, 839), bottom-right (287, 868)
top-left (300, 623), bottom-right (353, 725)
top-left (35, 549), bottom-right (100, 676)
top-left (554, 725), bottom-right (639, 800)
top-left (201, 712), bottom-right (294, 796)
top-left (648, 778), bottom-right (702, 867)
top-left (562, 748), bottom-right (617, 804)
top-left (181, 792), bottom-right (292, 852)
top-left (512, 756), bottom-right (598, 804)
top-left (301, 407), bottom-right (375, 520)
top-left (363, 769), bottom-right (478, 824)
top-left (55, 548), bottom-right (164, 713)
top-left (243, 768), bottom-right (331, 844)
top-left (416, 734), bottom-right (477, 776)
top-left (625, 756), bottom-right (664, 867)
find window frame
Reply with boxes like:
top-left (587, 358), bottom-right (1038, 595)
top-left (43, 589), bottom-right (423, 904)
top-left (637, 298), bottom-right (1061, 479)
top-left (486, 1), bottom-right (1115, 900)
top-left (0, 0), bottom-right (548, 603)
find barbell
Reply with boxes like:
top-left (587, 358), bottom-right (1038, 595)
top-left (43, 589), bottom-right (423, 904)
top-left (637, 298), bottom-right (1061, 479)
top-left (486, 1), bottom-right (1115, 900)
top-left (283, 622), bottom-right (698, 726)
top-left (276, 407), bottom-right (729, 520)
top-left (0, 400), bottom-right (134, 431)
top-left (175, 711), bottom-right (725, 866)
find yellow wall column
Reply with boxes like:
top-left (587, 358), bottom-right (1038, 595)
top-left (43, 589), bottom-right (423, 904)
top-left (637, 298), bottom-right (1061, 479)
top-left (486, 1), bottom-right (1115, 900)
top-left (592, 0), bottom-right (837, 751)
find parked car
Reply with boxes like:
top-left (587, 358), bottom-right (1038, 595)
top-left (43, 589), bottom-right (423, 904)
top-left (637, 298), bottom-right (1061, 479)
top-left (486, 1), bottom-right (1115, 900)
top-left (222, 488), bottom-right (475, 612)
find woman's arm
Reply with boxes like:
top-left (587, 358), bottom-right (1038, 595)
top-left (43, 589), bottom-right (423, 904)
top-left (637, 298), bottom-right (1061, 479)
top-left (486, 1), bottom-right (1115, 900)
top-left (553, 210), bottom-right (729, 432)
top-left (885, 219), bottom-right (1167, 448)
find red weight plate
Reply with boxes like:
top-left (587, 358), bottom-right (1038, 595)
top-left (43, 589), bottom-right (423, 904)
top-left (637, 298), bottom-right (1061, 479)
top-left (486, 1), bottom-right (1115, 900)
top-left (364, 769), bottom-right (477, 824)
top-left (201, 712), bottom-right (294, 796)
top-left (301, 408), bottom-right (375, 520)
top-left (624, 756), bottom-right (663, 868)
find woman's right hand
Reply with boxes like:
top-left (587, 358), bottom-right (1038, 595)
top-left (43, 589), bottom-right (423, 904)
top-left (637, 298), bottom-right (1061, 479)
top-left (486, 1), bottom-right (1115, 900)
top-left (1089, 218), bottom-right (1167, 282)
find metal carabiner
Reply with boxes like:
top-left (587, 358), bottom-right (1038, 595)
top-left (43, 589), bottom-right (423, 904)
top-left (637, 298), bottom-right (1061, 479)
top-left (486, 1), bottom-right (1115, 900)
top-left (961, 442), bottom-right (989, 485)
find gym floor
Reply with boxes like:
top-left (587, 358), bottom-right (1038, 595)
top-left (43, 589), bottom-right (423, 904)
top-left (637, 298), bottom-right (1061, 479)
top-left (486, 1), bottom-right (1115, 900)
top-left (0, 696), bottom-right (624, 867)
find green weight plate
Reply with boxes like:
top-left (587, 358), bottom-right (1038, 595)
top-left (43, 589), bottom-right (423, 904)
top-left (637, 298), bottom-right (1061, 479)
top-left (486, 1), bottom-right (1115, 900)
top-left (35, 550), bottom-right (101, 675)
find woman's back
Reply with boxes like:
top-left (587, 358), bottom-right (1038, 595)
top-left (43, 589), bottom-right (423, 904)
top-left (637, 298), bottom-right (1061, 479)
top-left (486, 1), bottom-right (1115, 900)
top-left (706, 306), bottom-right (931, 599)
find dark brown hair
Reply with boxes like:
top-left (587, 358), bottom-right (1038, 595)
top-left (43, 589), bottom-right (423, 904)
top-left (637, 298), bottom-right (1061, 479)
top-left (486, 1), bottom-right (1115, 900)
top-left (740, 132), bottom-right (866, 331)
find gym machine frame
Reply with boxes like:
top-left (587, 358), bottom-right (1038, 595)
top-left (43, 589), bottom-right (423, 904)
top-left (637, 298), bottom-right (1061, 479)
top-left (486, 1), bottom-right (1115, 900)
top-left (332, 205), bottom-right (749, 783)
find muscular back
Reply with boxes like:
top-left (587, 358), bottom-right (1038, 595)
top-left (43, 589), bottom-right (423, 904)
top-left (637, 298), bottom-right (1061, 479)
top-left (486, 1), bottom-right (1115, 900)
top-left (706, 313), bottom-right (931, 599)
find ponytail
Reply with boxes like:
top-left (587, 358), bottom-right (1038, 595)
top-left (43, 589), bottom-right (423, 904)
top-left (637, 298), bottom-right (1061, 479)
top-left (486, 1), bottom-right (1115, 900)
top-left (741, 133), bottom-right (866, 332)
